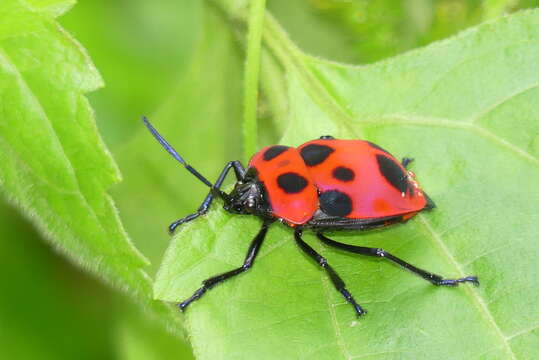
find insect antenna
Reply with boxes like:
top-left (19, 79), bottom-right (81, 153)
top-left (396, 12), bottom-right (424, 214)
top-left (142, 116), bottom-right (213, 188)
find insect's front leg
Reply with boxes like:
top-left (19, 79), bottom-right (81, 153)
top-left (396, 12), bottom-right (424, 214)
top-left (169, 161), bottom-right (245, 233)
top-left (179, 220), bottom-right (272, 311)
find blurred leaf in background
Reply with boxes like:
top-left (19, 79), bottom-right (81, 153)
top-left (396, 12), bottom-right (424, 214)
top-left (60, 0), bottom-right (201, 146)
top-left (0, 199), bottom-right (115, 360)
top-left (110, 2), bottom-right (244, 274)
top-left (0, 198), bottom-right (192, 360)
top-left (0, 0), bottom-right (193, 358)
top-left (270, 0), bottom-right (539, 63)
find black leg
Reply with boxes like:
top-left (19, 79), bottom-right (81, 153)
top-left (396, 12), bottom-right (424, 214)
top-left (179, 220), bottom-right (272, 311)
top-left (423, 191), bottom-right (437, 210)
top-left (401, 157), bottom-right (414, 169)
top-left (317, 233), bottom-right (479, 286)
top-left (294, 229), bottom-right (366, 317)
top-left (169, 161), bottom-right (245, 233)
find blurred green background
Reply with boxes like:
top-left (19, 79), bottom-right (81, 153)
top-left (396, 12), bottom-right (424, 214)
top-left (1, 0), bottom-right (537, 358)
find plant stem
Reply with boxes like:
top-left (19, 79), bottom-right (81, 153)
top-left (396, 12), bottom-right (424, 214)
top-left (243, 0), bottom-right (266, 162)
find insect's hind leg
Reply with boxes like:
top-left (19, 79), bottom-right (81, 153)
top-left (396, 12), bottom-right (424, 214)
top-left (179, 220), bottom-right (272, 311)
top-left (294, 230), bottom-right (366, 317)
top-left (317, 233), bottom-right (479, 286)
top-left (169, 161), bottom-right (245, 233)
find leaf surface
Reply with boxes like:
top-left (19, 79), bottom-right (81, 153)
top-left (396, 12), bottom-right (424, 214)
top-left (0, 0), bottom-right (172, 319)
top-left (155, 7), bottom-right (539, 360)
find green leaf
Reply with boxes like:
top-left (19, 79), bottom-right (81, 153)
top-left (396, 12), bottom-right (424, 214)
top-left (0, 198), bottom-right (115, 360)
top-left (114, 301), bottom-right (194, 360)
top-left (0, 0), bottom-right (179, 326)
top-left (59, 0), bottom-right (202, 146)
top-left (155, 7), bottom-right (539, 360)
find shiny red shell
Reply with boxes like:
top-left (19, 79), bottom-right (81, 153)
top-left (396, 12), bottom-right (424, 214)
top-left (248, 139), bottom-right (428, 225)
top-left (248, 146), bottom-right (318, 224)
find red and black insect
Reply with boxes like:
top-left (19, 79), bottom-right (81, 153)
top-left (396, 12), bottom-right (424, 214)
top-left (144, 117), bottom-right (478, 317)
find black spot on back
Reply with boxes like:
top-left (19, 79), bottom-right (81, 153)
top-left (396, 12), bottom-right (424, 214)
top-left (300, 144), bottom-right (334, 166)
top-left (333, 166), bottom-right (355, 182)
top-left (367, 141), bottom-right (391, 155)
top-left (263, 145), bottom-right (290, 161)
top-left (277, 172), bottom-right (308, 194)
top-left (376, 154), bottom-right (409, 194)
top-left (319, 190), bottom-right (352, 217)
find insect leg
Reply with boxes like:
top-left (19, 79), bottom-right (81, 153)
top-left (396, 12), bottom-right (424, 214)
top-left (169, 160), bottom-right (245, 233)
top-left (401, 157), bottom-right (414, 168)
top-left (178, 220), bottom-right (271, 311)
top-left (317, 233), bottom-right (479, 286)
top-left (294, 229), bottom-right (366, 317)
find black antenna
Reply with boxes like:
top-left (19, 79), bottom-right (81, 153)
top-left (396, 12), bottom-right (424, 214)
top-left (142, 116), bottom-right (213, 188)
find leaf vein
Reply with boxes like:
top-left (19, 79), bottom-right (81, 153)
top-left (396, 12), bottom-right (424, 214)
top-left (320, 275), bottom-right (350, 360)
top-left (506, 323), bottom-right (539, 341)
top-left (363, 114), bottom-right (539, 166)
top-left (408, 38), bottom-right (536, 115)
top-left (469, 81), bottom-right (539, 123)
top-left (417, 214), bottom-right (517, 360)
